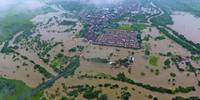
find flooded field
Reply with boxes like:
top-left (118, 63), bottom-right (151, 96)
top-left (1, 4), bottom-right (200, 99)
top-left (142, 27), bottom-right (191, 56)
top-left (0, 9), bottom-right (82, 88)
top-left (0, 54), bottom-right (43, 88)
top-left (168, 11), bottom-right (200, 43)
top-left (44, 59), bottom-right (200, 100)
top-left (1, 0), bottom-right (200, 99)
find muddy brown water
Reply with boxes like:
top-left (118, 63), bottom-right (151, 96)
top-left (168, 11), bottom-right (200, 43)
top-left (44, 59), bottom-right (200, 100)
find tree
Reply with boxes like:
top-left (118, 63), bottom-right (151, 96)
top-left (116, 73), bottom-right (126, 81)
top-left (121, 92), bottom-right (131, 100)
top-left (98, 94), bottom-right (108, 100)
top-left (60, 96), bottom-right (68, 100)
top-left (164, 59), bottom-right (171, 66)
top-left (145, 50), bottom-right (150, 56)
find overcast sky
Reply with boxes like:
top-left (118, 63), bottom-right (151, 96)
top-left (88, 0), bottom-right (123, 5)
top-left (0, 0), bottom-right (123, 11)
top-left (0, 0), bottom-right (45, 11)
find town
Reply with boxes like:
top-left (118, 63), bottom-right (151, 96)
top-left (94, 29), bottom-right (140, 49)
top-left (77, 0), bottom-right (157, 48)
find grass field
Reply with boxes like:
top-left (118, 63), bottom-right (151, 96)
top-left (0, 13), bottom-right (34, 42)
top-left (116, 23), bottom-right (147, 31)
top-left (28, 90), bottom-right (44, 100)
top-left (50, 53), bottom-right (69, 69)
top-left (149, 55), bottom-right (159, 66)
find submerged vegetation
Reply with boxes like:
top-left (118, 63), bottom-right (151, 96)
top-left (80, 73), bottom-right (196, 94)
top-left (0, 0), bottom-right (200, 99)
top-left (157, 27), bottom-right (200, 54)
top-left (50, 53), bottom-right (69, 71)
top-left (0, 78), bottom-right (31, 100)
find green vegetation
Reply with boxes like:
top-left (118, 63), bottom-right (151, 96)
top-left (59, 20), bottom-right (76, 26)
top-left (66, 85), bottom-right (101, 99)
top-left (154, 0), bottom-right (200, 16)
top-left (164, 59), bottom-right (171, 67)
top-left (131, 14), bottom-right (148, 23)
top-left (172, 96), bottom-right (200, 100)
top-left (69, 45), bottom-right (84, 52)
top-left (112, 57), bottom-right (134, 67)
top-left (0, 13), bottom-right (34, 42)
top-left (83, 88), bottom-right (101, 99)
top-left (1, 41), bottom-right (53, 79)
top-left (145, 49), bottom-right (150, 56)
top-left (170, 73), bottom-right (176, 77)
top-left (143, 34), bottom-right (151, 41)
top-left (85, 58), bottom-right (109, 64)
top-left (149, 0), bottom-right (200, 55)
top-left (28, 90), bottom-right (45, 100)
top-left (0, 6), bottom-right (53, 43)
top-left (121, 91), bottom-right (131, 100)
top-left (0, 78), bottom-right (31, 100)
top-left (29, 34), bottom-right (62, 64)
top-left (151, 0), bottom-right (200, 55)
top-left (191, 55), bottom-right (200, 61)
top-left (34, 64), bottom-right (52, 78)
top-left (149, 56), bottom-right (159, 66)
top-left (116, 24), bottom-right (132, 31)
top-left (154, 35), bottom-right (166, 40)
top-left (0, 41), bottom-right (15, 54)
top-left (113, 13), bottom-right (148, 23)
top-left (151, 12), bottom-right (173, 26)
top-left (21, 57), bottom-right (80, 99)
top-left (50, 53), bottom-right (69, 71)
top-left (116, 23), bottom-right (147, 31)
top-left (13, 34), bottom-right (28, 44)
top-left (78, 23), bottom-right (89, 37)
top-left (114, 73), bottom-right (195, 94)
top-left (157, 27), bottom-right (200, 54)
top-left (98, 94), bottom-right (108, 100)
top-left (61, 56), bottom-right (80, 76)
top-left (80, 73), bottom-right (196, 94)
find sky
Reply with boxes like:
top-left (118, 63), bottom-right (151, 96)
top-left (0, 0), bottom-right (123, 13)
top-left (88, 0), bottom-right (123, 5)
top-left (0, 0), bottom-right (123, 10)
top-left (0, 0), bottom-right (45, 11)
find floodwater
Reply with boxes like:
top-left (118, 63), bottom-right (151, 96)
top-left (0, 8), bottom-right (82, 87)
top-left (0, 54), bottom-right (43, 88)
top-left (142, 27), bottom-right (191, 56)
top-left (168, 11), bottom-right (200, 43)
top-left (44, 59), bottom-right (200, 100)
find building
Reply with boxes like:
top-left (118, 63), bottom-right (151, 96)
top-left (94, 29), bottom-right (140, 49)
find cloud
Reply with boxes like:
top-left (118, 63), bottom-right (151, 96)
top-left (81, 0), bottom-right (123, 5)
top-left (0, 0), bottom-right (45, 11)
top-left (89, 0), bottom-right (121, 4)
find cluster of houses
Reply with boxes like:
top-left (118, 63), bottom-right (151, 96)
top-left (76, 0), bottom-right (144, 49)
top-left (94, 29), bottom-right (140, 49)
